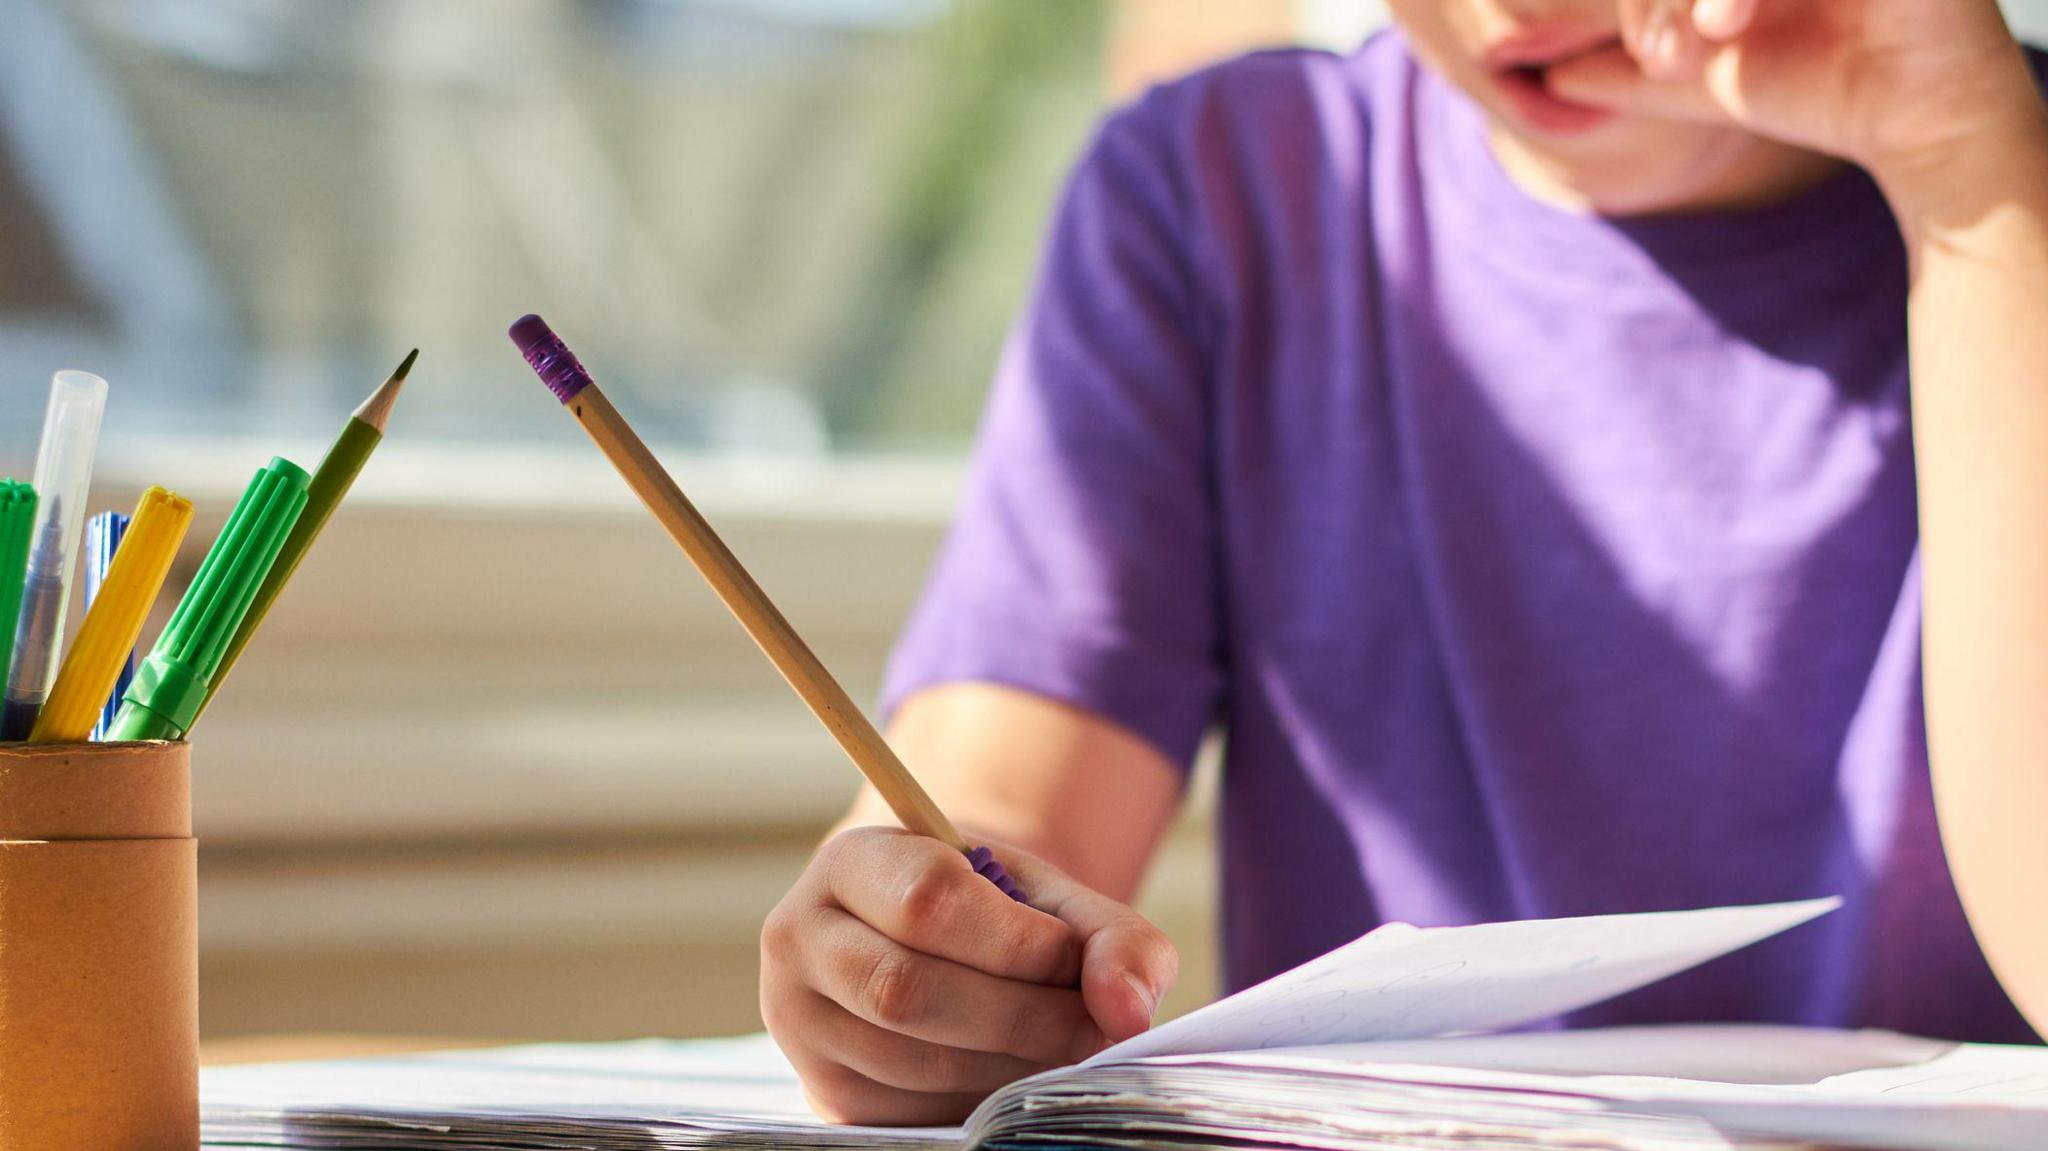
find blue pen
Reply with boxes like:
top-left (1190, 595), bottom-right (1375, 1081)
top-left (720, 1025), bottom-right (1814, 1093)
top-left (84, 511), bottom-right (133, 741)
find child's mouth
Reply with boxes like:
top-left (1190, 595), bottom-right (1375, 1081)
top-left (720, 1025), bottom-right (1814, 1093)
top-left (1487, 42), bottom-right (1618, 136)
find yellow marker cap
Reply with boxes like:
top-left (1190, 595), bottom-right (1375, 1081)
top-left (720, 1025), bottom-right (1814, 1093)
top-left (29, 486), bottom-right (194, 743)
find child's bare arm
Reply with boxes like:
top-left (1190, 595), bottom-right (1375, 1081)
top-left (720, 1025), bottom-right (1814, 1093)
top-left (1890, 87), bottom-right (2048, 1037)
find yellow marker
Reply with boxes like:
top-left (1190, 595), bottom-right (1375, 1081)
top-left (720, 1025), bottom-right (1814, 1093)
top-left (29, 487), bottom-right (193, 743)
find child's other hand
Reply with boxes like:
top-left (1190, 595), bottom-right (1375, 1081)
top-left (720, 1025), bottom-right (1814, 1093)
top-left (759, 826), bottom-right (1178, 1125)
top-left (1550, 0), bottom-right (2045, 193)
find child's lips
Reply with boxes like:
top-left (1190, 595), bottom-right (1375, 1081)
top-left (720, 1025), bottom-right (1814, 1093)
top-left (1474, 28), bottom-right (1624, 136)
top-left (1489, 56), bottom-right (1618, 136)
top-left (1481, 28), bottom-right (1620, 71)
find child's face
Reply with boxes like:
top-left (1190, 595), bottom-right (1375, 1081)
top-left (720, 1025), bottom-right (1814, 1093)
top-left (1387, 0), bottom-right (1797, 210)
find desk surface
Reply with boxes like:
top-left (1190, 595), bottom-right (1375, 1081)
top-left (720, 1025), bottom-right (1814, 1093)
top-left (201, 1035), bottom-right (517, 1066)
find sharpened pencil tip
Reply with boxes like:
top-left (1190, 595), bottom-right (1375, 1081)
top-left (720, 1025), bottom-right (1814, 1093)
top-left (352, 350), bottom-right (417, 431)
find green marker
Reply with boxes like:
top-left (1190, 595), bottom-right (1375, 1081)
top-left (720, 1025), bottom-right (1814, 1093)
top-left (108, 458), bottom-right (311, 742)
top-left (0, 480), bottom-right (37, 700)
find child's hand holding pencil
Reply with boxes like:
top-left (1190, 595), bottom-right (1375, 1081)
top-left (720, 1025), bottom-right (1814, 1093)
top-left (758, 826), bottom-right (1177, 1126)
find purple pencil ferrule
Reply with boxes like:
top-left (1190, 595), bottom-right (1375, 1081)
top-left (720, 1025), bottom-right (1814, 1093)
top-left (508, 313), bottom-right (594, 404)
top-left (967, 844), bottom-right (1027, 903)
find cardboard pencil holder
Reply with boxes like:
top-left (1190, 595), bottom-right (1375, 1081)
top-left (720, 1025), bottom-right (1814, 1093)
top-left (0, 740), bottom-right (197, 1151)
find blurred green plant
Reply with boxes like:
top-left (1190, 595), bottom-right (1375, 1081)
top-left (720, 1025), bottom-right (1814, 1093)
top-left (823, 0), bottom-right (1110, 442)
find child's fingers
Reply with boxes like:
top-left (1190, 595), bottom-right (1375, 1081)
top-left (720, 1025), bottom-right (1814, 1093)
top-left (792, 1054), bottom-right (989, 1128)
top-left (1001, 852), bottom-right (1179, 1044)
top-left (790, 990), bottom-right (1055, 1095)
top-left (822, 829), bottom-right (1082, 986)
top-left (1620, 0), bottom-right (1704, 79)
top-left (801, 906), bottom-right (1105, 1065)
top-left (1690, 0), bottom-right (1764, 42)
top-left (1078, 913), bottom-right (1178, 1044)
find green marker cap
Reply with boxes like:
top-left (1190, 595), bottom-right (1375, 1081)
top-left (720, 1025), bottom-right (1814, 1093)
top-left (109, 457), bottom-right (310, 742)
top-left (0, 479), bottom-right (38, 699)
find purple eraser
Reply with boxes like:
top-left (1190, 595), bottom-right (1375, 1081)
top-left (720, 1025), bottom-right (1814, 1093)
top-left (966, 845), bottom-right (1027, 903)
top-left (508, 313), bottom-right (593, 404)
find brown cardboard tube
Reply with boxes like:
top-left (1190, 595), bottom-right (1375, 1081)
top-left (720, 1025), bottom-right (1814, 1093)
top-left (0, 741), bottom-right (191, 839)
top-left (0, 741), bottom-right (196, 1151)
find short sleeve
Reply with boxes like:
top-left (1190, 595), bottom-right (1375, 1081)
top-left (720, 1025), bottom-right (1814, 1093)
top-left (880, 93), bottom-right (1223, 772)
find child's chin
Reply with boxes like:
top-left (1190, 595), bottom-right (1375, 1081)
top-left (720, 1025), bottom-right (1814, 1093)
top-left (1487, 116), bottom-right (1781, 218)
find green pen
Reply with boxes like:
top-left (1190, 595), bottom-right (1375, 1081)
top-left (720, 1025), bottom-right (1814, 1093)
top-left (108, 458), bottom-right (311, 743)
top-left (0, 480), bottom-right (37, 702)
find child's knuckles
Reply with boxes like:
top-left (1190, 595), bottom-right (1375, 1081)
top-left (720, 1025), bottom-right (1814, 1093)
top-left (759, 902), bottom-right (806, 967)
top-left (814, 826), bottom-right (870, 868)
top-left (895, 862), bottom-right (970, 939)
top-left (1087, 913), bottom-right (1177, 1003)
top-left (1010, 918), bottom-right (1081, 982)
top-left (1101, 911), bottom-right (1164, 959)
top-left (822, 824), bottom-right (910, 871)
top-left (1126, 914), bottom-right (1177, 970)
top-left (1141, 920), bottom-right (1181, 984)
top-left (854, 948), bottom-right (934, 1030)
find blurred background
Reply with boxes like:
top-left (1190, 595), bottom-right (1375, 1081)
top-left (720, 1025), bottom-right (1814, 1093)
top-left (2, 0), bottom-right (2046, 1046)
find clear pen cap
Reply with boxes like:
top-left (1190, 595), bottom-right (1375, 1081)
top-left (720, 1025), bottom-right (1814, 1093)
top-left (5, 370), bottom-right (108, 699)
top-left (26, 369), bottom-right (107, 572)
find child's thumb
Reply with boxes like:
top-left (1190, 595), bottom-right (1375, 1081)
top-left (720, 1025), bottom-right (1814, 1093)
top-left (1000, 850), bottom-right (1178, 1044)
top-left (1077, 910), bottom-right (1179, 1042)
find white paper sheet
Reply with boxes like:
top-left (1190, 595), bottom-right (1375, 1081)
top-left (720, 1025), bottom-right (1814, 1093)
top-left (1090, 898), bottom-right (1840, 1063)
top-left (1097, 1027), bottom-right (2048, 1151)
top-left (204, 1022), bottom-right (2048, 1151)
top-left (1607, 1044), bottom-right (2048, 1151)
top-left (1160, 1023), bottom-right (1949, 1084)
top-left (202, 1034), bottom-right (957, 1150)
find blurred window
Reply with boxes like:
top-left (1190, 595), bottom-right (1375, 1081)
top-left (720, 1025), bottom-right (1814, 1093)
top-left (0, 0), bottom-right (1110, 458)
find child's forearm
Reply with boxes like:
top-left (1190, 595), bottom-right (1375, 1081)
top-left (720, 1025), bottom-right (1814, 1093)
top-left (1887, 102), bottom-right (2048, 1028)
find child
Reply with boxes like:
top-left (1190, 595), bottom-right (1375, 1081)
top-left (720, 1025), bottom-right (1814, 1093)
top-left (759, 0), bottom-right (2048, 1125)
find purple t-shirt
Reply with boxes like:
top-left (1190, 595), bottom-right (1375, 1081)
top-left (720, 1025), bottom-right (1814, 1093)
top-left (883, 30), bottom-right (2038, 1043)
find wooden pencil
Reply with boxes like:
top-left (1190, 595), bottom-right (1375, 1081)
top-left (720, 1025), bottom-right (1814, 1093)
top-left (509, 316), bottom-right (1015, 886)
top-left (578, 382), bottom-right (968, 849)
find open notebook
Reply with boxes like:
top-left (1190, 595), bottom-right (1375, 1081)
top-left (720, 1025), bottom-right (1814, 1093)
top-left (201, 898), bottom-right (2048, 1151)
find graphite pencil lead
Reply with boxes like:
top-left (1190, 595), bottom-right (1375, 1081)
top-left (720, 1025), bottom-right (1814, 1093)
top-left (352, 349), bottom-right (417, 431)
